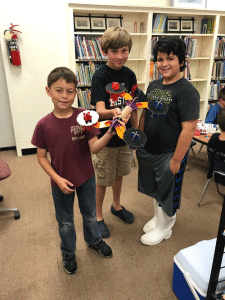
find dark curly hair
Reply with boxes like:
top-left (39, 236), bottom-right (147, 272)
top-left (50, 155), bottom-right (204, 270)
top-left (153, 36), bottom-right (186, 72)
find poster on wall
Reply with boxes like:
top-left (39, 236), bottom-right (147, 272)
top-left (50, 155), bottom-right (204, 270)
top-left (172, 0), bottom-right (207, 9)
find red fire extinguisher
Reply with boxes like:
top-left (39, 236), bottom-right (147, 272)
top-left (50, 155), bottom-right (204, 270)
top-left (4, 23), bottom-right (22, 66)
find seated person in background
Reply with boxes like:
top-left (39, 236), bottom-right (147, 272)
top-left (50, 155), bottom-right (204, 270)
top-left (205, 87), bottom-right (225, 124)
top-left (0, 159), bottom-right (11, 181)
top-left (207, 110), bottom-right (225, 179)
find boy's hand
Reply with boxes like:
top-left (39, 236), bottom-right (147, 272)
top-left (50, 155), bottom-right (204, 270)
top-left (108, 119), bottom-right (126, 135)
top-left (112, 107), bottom-right (122, 118)
top-left (56, 177), bottom-right (74, 194)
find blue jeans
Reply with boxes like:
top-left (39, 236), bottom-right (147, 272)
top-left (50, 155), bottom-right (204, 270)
top-left (51, 175), bottom-right (101, 255)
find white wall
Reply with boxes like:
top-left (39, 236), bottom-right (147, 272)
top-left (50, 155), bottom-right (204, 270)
top-left (0, 42), bottom-right (15, 148)
top-left (0, 0), bottom-right (70, 155)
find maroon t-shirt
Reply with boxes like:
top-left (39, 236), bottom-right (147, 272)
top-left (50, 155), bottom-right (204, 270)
top-left (31, 108), bottom-right (100, 188)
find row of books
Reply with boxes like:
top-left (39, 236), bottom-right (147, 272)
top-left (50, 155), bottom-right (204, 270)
top-left (211, 60), bottom-right (225, 79)
top-left (152, 14), bottom-right (167, 34)
top-left (201, 17), bottom-right (215, 34)
top-left (184, 37), bottom-right (197, 58)
top-left (209, 81), bottom-right (225, 100)
top-left (75, 35), bottom-right (107, 60)
top-left (214, 37), bottom-right (225, 57)
top-left (77, 88), bottom-right (93, 109)
top-left (150, 37), bottom-right (159, 58)
top-left (149, 61), bottom-right (162, 81)
top-left (76, 62), bottom-right (104, 86)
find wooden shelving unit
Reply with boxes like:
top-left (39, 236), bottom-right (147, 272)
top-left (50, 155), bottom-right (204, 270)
top-left (67, 4), bottom-right (225, 120)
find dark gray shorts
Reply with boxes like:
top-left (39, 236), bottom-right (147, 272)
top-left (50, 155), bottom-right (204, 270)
top-left (136, 147), bottom-right (188, 217)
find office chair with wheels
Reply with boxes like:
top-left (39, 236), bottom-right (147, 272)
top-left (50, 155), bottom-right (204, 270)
top-left (0, 159), bottom-right (20, 219)
top-left (197, 152), bottom-right (225, 207)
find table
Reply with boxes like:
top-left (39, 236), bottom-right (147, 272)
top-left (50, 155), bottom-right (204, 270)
top-left (193, 134), bottom-right (212, 145)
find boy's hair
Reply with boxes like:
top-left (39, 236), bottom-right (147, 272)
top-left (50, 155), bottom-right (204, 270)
top-left (153, 36), bottom-right (186, 72)
top-left (100, 27), bottom-right (132, 54)
top-left (219, 87), bottom-right (225, 101)
top-left (47, 67), bottom-right (78, 88)
top-left (218, 109), bottom-right (225, 131)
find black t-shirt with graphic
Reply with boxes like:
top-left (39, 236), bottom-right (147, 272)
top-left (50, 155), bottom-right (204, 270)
top-left (144, 77), bottom-right (200, 154)
top-left (91, 64), bottom-right (137, 147)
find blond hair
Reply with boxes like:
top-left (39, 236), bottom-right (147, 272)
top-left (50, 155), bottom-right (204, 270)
top-left (100, 27), bottom-right (132, 54)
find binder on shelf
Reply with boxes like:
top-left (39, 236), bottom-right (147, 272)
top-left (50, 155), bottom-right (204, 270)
top-left (152, 14), bottom-right (167, 34)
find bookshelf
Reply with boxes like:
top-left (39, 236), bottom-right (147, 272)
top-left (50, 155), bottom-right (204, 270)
top-left (67, 4), bottom-right (225, 121)
top-left (210, 15), bottom-right (225, 102)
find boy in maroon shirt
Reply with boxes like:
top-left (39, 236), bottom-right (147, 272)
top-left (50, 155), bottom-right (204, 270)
top-left (32, 67), bottom-right (124, 274)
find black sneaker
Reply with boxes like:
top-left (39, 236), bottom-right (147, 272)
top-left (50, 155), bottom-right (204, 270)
top-left (62, 254), bottom-right (77, 274)
top-left (88, 240), bottom-right (112, 258)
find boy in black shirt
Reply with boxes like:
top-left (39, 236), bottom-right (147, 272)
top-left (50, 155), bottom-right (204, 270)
top-left (91, 27), bottom-right (138, 238)
top-left (137, 36), bottom-right (200, 246)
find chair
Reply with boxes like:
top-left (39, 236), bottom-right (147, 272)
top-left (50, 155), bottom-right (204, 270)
top-left (190, 140), bottom-right (198, 163)
top-left (0, 159), bottom-right (20, 219)
top-left (197, 152), bottom-right (225, 207)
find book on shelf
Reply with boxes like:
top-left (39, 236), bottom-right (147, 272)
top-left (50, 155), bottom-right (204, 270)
top-left (214, 37), bottom-right (225, 57)
top-left (151, 37), bottom-right (159, 58)
top-left (152, 14), bottom-right (167, 34)
top-left (76, 62), bottom-right (104, 86)
top-left (77, 88), bottom-right (93, 109)
top-left (75, 35), bottom-right (107, 60)
top-left (209, 81), bottom-right (220, 100)
top-left (212, 60), bottom-right (225, 79)
top-left (149, 61), bottom-right (162, 81)
top-left (184, 37), bottom-right (197, 58)
top-left (201, 17), bottom-right (215, 34)
top-left (183, 61), bottom-right (191, 80)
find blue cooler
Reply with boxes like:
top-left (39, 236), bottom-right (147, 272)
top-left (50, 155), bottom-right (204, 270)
top-left (173, 239), bottom-right (225, 300)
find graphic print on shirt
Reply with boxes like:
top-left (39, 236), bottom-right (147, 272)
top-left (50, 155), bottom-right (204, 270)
top-left (70, 125), bottom-right (85, 141)
top-left (107, 82), bottom-right (127, 109)
top-left (147, 88), bottom-right (172, 118)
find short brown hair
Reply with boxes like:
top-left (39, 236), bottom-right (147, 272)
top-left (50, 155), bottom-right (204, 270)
top-left (47, 67), bottom-right (78, 88)
top-left (100, 27), bottom-right (132, 54)
top-left (218, 87), bottom-right (225, 101)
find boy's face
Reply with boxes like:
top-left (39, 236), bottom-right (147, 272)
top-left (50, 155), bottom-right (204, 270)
top-left (106, 46), bottom-right (129, 70)
top-left (220, 98), bottom-right (225, 109)
top-left (156, 51), bottom-right (183, 84)
top-left (46, 79), bottom-right (77, 112)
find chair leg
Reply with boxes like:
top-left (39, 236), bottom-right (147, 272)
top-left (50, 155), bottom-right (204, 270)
top-left (190, 146), bottom-right (199, 164)
top-left (197, 178), bottom-right (213, 207)
top-left (216, 183), bottom-right (224, 197)
top-left (199, 144), bottom-right (204, 153)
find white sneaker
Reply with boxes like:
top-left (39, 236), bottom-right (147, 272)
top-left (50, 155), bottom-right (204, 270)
top-left (141, 206), bottom-right (176, 246)
top-left (143, 199), bottom-right (159, 233)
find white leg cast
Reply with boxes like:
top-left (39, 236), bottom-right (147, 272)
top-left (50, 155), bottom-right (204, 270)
top-left (143, 198), bottom-right (159, 233)
top-left (141, 206), bottom-right (176, 246)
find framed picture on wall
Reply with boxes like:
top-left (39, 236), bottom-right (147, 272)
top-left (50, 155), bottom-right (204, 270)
top-left (172, 0), bottom-right (206, 9)
top-left (74, 16), bottom-right (91, 31)
top-left (166, 19), bottom-right (180, 33)
top-left (90, 17), bottom-right (106, 31)
top-left (106, 18), bottom-right (121, 28)
top-left (180, 19), bottom-right (195, 33)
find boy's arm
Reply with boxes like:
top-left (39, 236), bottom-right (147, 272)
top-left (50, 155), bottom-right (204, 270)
top-left (37, 147), bottom-right (74, 194)
top-left (205, 106), bottom-right (217, 124)
top-left (88, 120), bottom-right (126, 154)
top-left (130, 109), bottom-right (138, 129)
top-left (96, 101), bottom-right (121, 119)
top-left (170, 119), bottom-right (198, 174)
top-left (138, 108), bottom-right (146, 131)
